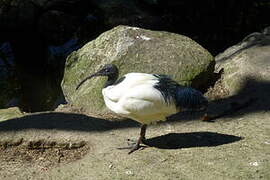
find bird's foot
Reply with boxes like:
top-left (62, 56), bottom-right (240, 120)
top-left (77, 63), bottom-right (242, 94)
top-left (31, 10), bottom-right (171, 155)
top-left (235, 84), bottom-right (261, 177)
top-left (117, 138), bottom-right (148, 154)
top-left (127, 138), bottom-right (145, 144)
top-left (117, 143), bottom-right (147, 154)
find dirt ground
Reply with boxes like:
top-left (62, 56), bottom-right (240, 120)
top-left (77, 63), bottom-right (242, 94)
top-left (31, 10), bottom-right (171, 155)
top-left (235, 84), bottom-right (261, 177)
top-left (0, 79), bottom-right (269, 180)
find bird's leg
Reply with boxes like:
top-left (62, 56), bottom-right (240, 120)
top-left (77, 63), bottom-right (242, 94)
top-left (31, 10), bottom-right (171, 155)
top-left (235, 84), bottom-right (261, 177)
top-left (140, 124), bottom-right (147, 142)
top-left (128, 124), bottom-right (147, 154)
top-left (117, 124), bottom-right (148, 154)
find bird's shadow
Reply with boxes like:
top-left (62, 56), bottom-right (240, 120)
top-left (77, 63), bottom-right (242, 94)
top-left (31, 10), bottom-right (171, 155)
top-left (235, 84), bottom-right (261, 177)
top-left (144, 131), bottom-right (242, 149)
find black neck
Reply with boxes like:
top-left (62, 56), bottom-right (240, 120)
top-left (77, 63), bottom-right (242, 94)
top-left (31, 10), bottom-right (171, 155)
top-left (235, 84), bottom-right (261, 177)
top-left (104, 73), bottom-right (119, 88)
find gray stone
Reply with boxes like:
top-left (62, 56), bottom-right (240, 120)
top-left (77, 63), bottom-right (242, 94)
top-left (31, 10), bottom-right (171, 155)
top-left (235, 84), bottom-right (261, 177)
top-left (62, 25), bottom-right (214, 117)
top-left (215, 26), bottom-right (270, 96)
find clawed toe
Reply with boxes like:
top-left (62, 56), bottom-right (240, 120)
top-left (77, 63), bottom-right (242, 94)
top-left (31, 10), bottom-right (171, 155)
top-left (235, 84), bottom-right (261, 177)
top-left (117, 138), bottom-right (148, 154)
top-left (118, 124), bottom-right (148, 154)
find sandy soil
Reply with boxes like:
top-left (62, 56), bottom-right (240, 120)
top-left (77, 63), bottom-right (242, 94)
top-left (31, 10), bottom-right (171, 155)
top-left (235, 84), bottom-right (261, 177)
top-left (0, 79), bottom-right (269, 180)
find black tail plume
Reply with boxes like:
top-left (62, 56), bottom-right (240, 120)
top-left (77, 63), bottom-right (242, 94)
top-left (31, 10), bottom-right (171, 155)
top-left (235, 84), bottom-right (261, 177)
top-left (176, 87), bottom-right (208, 111)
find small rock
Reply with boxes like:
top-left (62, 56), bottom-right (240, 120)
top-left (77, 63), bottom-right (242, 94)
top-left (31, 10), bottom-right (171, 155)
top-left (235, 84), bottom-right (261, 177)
top-left (109, 164), bottom-right (114, 169)
top-left (125, 170), bottom-right (134, 176)
top-left (249, 162), bottom-right (259, 166)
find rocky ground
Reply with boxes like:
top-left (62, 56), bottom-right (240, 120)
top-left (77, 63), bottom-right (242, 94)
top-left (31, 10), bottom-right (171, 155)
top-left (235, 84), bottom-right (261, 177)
top-left (0, 82), bottom-right (269, 179)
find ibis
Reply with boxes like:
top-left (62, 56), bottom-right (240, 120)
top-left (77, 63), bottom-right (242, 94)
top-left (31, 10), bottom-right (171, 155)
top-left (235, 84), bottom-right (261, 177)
top-left (76, 64), bottom-right (208, 154)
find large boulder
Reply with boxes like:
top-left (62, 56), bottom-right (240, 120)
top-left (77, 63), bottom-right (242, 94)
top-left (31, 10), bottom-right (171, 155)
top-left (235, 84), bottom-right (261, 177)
top-left (215, 26), bottom-right (270, 97)
top-left (61, 25), bottom-right (214, 117)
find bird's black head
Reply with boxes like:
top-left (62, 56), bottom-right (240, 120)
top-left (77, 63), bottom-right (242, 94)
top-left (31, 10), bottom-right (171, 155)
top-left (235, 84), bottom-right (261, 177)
top-left (76, 64), bottom-right (119, 90)
top-left (95, 64), bottom-right (119, 78)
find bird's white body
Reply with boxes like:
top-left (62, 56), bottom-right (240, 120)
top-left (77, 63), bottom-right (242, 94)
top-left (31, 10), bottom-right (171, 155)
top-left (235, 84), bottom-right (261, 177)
top-left (76, 64), bottom-right (208, 154)
top-left (102, 73), bottom-right (177, 124)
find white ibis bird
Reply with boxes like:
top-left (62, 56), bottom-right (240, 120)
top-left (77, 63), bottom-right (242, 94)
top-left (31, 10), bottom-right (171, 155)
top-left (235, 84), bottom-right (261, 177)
top-left (76, 64), bottom-right (208, 154)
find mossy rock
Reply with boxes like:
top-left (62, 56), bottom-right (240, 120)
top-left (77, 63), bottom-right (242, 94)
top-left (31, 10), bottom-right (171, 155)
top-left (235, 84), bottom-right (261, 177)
top-left (0, 107), bottom-right (24, 122)
top-left (62, 25), bottom-right (214, 117)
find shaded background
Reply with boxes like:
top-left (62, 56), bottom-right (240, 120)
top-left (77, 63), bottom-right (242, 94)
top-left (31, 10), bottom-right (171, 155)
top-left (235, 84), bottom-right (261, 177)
top-left (0, 0), bottom-right (269, 112)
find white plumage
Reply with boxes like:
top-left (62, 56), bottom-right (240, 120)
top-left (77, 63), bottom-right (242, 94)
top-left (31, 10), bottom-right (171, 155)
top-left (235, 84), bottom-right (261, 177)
top-left (76, 64), bottom-right (208, 154)
top-left (102, 73), bottom-right (177, 124)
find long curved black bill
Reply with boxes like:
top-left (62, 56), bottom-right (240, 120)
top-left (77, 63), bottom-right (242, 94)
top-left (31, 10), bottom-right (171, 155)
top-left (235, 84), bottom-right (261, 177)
top-left (75, 73), bottom-right (97, 90)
